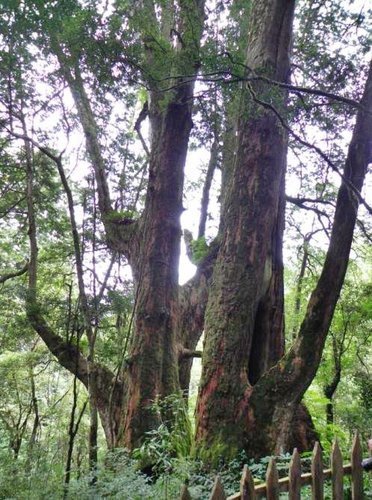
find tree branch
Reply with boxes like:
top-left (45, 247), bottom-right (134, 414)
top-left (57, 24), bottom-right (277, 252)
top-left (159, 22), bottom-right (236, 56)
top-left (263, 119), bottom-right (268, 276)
top-left (134, 101), bottom-right (150, 157)
top-left (246, 83), bottom-right (372, 215)
top-left (259, 60), bottom-right (372, 406)
top-left (138, 60), bottom-right (365, 110)
top-left (179, 348), bottom-right (202, 359)
top-left (286, 195), bottom-right (335, 207)
top-left (0, 261), bottom-right (28, 284)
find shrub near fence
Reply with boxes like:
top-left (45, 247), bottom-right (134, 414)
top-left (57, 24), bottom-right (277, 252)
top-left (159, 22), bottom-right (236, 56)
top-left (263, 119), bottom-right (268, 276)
top-left (180, 433), bottom-right (368, 499)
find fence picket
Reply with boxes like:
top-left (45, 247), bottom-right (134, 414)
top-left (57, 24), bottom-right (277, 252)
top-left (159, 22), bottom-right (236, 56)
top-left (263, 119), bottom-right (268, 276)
top-left (311, 442), bottom-right (324, 500)
top-left (331, 439), bottom-right (343, 500)
top-left (180, 483), bottom-right (192, 500)
top-left (209, 476), bottom-right (227, 500)
top-left (266, 457), bottom-right (279, 500)
top-left (288, 448), bottom-right (301, 500)
top-left (351, 432), bottom-right (363, 500)
top-left (189, 433), bottom-right (367, 500)
top-left (240, 465), bottom-right (255, 500)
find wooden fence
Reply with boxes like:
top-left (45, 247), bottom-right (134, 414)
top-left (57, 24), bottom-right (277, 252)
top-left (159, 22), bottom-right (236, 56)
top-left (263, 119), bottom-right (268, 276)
top-left (180, 433), bottom-right (368, 499)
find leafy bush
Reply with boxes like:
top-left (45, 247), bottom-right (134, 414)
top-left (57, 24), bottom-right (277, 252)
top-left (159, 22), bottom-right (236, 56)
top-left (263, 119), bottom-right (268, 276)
top-left (132, 393), bottom-right (193, 474)
top-left (67, 450), bottom-right (153, 499)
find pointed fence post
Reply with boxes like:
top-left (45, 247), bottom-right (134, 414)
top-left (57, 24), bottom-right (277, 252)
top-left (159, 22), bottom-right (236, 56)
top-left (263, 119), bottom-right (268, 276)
top-left (180, 483), bottom-right (192, 500)
top-left (351, 432), bottom-right (363, 500)
top-left (266, 457), bottom-right (279, 500)
top-left (209, 476), bottom-right (226, 500)
top-left (240, 465), bottom-right (255, 500)
top-left (288, 448), bottom-right (301, 500)
top-left (311, 442), bottom-right (324, 500)
top-left (331, 439), bottom-right (343, 500)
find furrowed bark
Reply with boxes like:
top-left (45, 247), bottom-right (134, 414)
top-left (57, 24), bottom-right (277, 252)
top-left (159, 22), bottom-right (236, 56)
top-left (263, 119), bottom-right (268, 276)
top-left (243, 60), bottom-right (372, 458)
top-left (119, 0), bottom-right (206, 449)
top-left (123, 82), bottom-right (205, 448)
top-left (249, 178), bottom-right (286, 383)
top-left (196, 0), bottom-right (295, 457)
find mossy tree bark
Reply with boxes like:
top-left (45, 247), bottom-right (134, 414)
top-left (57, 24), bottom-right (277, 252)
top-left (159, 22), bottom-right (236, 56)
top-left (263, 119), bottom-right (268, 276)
top-left (195, 0), bottom-right (372, 459)
top-left (196, 0), bottom-right (295, 457)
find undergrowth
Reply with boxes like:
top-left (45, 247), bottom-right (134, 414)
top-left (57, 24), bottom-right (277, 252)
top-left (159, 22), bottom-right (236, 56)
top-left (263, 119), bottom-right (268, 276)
top-left (0, 394), bottom-right (371, 499)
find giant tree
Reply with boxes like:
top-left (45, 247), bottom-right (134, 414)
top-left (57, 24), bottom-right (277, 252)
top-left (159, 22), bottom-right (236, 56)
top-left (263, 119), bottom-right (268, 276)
top-left (1, 0), bottom-right (370, 460)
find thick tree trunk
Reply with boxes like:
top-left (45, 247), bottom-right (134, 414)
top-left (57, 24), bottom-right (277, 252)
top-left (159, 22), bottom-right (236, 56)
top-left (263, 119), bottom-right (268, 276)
top-left (40, 1), bottom-right (206, 451)
top-left (118, 0), bottom-right (206, 448)
top-left (196, 0), bottom-right (295, 459)
top-left (249, 180), bottom-right (286, 383)
top-left (196, 0), bottom-right (371, 458)
top-left (121, 87), bottom-right (196, 447)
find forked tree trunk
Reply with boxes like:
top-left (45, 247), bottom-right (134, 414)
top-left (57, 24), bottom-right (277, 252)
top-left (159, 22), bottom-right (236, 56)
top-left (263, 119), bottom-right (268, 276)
top-left (41, 0), bottom-right (206, 450)
top-left (196, 0), bottom-right (372, 459)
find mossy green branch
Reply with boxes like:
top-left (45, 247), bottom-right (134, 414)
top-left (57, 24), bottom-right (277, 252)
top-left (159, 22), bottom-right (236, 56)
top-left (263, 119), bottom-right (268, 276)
top-left (105, 209), bottom-right (138, 224)
top-left (190, 236), bottom-right (209, 265)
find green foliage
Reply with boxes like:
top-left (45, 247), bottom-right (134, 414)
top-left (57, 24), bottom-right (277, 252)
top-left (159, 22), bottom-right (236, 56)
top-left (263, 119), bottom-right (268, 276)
top-left (190, 236), bottom-right (209, 264)
top-left (133, 393), bottom-right (193, 473)
top-left (105, 209), bottom-right (138, 222)
top-left (0, 347), bottom-right (90, 499)
top-left (63, 445), bottom-right (309, 499)
top-left (67, 450), bottom-right (153, 499)
top-left (304, 386), bottom-right (349, 452)
top-left (0, 448), bottom-right (65, 499)
top-left (354, 371), bottom-right (372, 412)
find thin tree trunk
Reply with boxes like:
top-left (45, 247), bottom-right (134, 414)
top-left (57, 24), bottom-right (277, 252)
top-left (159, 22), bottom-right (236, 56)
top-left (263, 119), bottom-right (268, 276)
top-left (291, 233), bottom-right (312, 339)
top-left (323, 328), bottom-right (347, 435)
top-left (63, 374), bottom-right (88, 499)
top-left (27, 365), bottom-right (40, 461)
top-left (63, 376), bottom-right (79, 497)
top-left (198, 130), bottom-right (220, 239)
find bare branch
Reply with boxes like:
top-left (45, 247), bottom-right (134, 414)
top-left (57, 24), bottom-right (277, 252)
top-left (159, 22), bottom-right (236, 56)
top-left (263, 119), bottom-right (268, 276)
top-left (246, 84), bottom-right (372, 215)
top-left (356, 218), bottom-right (372, 243)
top-left (134, 101), bottom-right (150, 157)
top-left (286, 195), bottom-right (335, 207)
